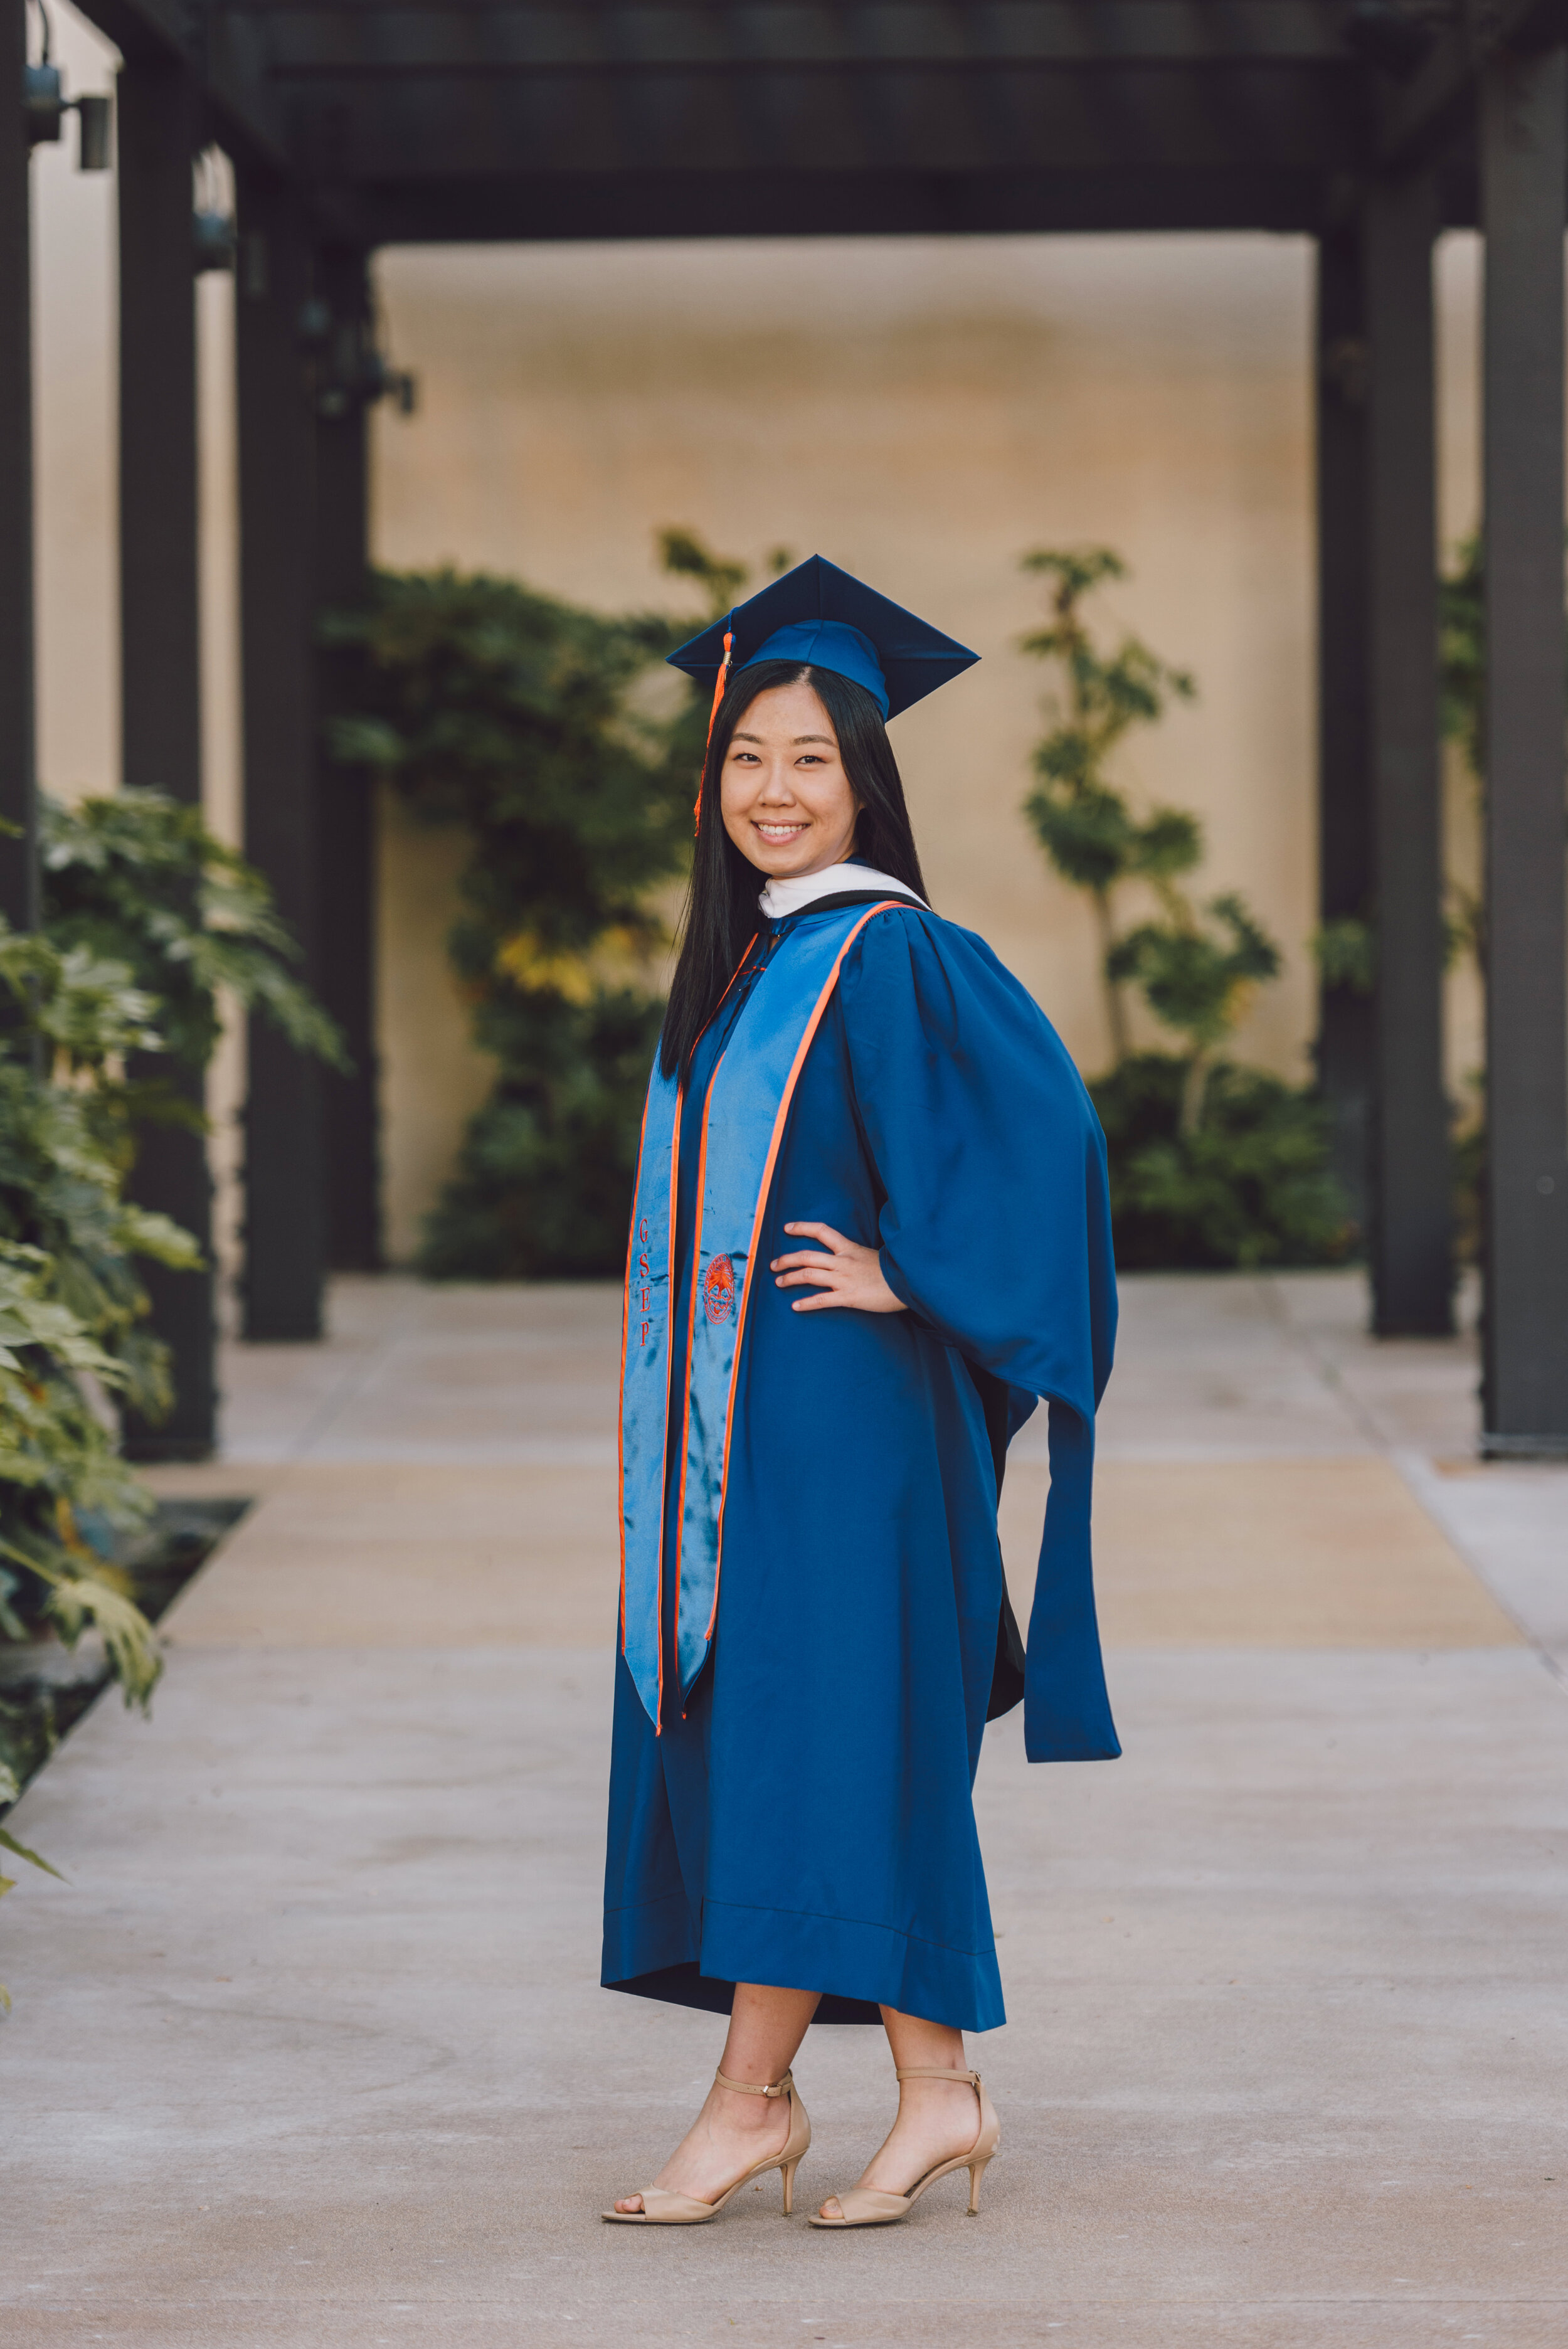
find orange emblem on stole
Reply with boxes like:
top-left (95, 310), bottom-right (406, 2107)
top-left (703, 1253), bottom-right (736, 1325)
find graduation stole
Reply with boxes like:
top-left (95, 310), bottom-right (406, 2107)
top-left (618, 900), bottom-right (913, 1727)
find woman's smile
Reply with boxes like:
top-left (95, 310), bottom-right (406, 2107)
top-left (720, 681), bottom-right (862, 878)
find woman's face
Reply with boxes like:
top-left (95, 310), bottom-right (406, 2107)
top-left (719, 681), bottom-right (860, 878)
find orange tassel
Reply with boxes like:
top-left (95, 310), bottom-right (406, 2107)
top-left (694, 627), bottom-right (734, 834)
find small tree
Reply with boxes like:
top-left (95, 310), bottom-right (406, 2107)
top-left (1109, 893), bottom-right (1281, 1136)
top-left (1020, 547), bottom-right (1199, 1061)
top-left (1022, 546), bottom-right (1350, 1268)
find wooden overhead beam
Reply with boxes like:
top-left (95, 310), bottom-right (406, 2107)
top-left (229, 0), bottom-right (1357, 75)
top-left (67, 0), bottom-right (291, 169)
top-left (71, 0), bottom-right (189, 65)
top-left (1378, 0), bottom-right (1568, 171)
top-left (283, 67), bottom-right (1359, 183)
top-left (326, 163), bottom-right (1342, 243)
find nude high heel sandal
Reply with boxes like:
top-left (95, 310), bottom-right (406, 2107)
top-left (601, 2067), bottom-right (811, 2224)
top-left (806, 2067), bottom-right (999, 2229)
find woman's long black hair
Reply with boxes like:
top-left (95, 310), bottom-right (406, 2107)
top-left (659, 660), bottom-right (930, 1079)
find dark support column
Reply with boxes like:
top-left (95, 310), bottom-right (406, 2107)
top-left (236, 172), bottom-right (324, 1339)
top-left (117, 58), bottom-right (214, 1458)
top-left (1479, 47), bottom-right (1568, 1450)
top-left (1314, 224), bottom-right (1374, 1232)
top-left (315, 245), bottom-right (381, 1271)
top-left (1363, 172), bottom-right (1453, 1335)
top-left (0, 0), bottom-right (37, 930)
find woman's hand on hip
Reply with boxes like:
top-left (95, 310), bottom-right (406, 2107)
top-left (770, 1222), bottom-right (908, 1315)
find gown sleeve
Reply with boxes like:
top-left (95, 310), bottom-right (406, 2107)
top-left (837, 908), bottom-right (1121, 1766)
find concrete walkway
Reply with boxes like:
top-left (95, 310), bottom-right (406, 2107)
top-left (3, 1273), bottom-right (1566, 2348)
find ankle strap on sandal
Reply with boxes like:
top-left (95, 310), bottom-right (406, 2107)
top-left (714, 2065), bottom-right (793, 2097)
top-left (895, 2065), bottom-right (981, 2086)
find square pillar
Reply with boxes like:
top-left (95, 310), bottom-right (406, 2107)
top-left (1480, 45), bottom-right (1568, 1450)
top-left (117, 57), bottom-right (215, 1457)
top-left (236, 171), bottom-right (324, 1340)
top-left (1364, 171), bottom-right (1454, 1335)
top-left (1315, 223), bottom-right (1374, 1231)
top-left (314, 245), bottom-right (381, 1272)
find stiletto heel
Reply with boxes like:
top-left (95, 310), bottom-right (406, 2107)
top-left (807, 2067), bottom-right (1000, 2230)
top-left (603, 2067), bottom-right (810, 2224)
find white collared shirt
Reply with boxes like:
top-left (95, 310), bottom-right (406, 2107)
top-left (758, 862), bottom-right (927, 921)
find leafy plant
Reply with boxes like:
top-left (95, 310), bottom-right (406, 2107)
top-left (0, 798), bottom-right (336, 1947)
top-left (323, 536), bottom-right (765, 1276)
top-left (1020, 546), bottom-right (1199, 1061)
top-left (0, 925), bottom-right (197, 1660)
top-left (40, 790), bottom-right (347, 1078)
top-left (0, 916), bottom-right (209, 1933)
top-left (1108, 893), bottom-right (1281, 1135)
top-left (1090, 1054), bottom-right (1353, 1270)
top-left (1021, 546), bottom-right (1349, 1265)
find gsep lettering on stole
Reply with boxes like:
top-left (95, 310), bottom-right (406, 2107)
top-left (635, 1217), bottom-right (654, 1347)
top-left (703, 1253), bottom-right (736, 1326)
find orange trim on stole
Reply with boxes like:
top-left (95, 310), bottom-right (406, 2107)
top-left (652, 935), bottom-right (761, 1728)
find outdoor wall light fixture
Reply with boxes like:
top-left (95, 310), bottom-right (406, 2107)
top-left (23, 0), bottom-right (110, 167)
top-left (193, 208), bottom-right (236, 273)
top-left (298, 295), bottom-right (418, 422)
top-left (193, 147), bottom-right (236, 277)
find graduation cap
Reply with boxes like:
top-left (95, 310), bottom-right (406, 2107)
top-left (667, 554), bottom-right (979, 727)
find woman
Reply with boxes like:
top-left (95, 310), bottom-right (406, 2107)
top-left (603, 558), bottom-right (1119, 2229)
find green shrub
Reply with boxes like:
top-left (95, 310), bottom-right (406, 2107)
top-left (1091, 1054), bottom-right (1355, 1270)
top-left (1020, 546), bottom-right (1351, 1268)
top-left (40, 788), bottom-right (346, 1080)
top-left (0, 923), bottom-right (198, 1673)
top-left (420, 989), bottom-right (667, 1278)
top-left (323, 547), bottom-right (740, 1278)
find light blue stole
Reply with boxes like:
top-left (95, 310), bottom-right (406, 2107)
top-left (618, 901), bottom-right (912, 1727)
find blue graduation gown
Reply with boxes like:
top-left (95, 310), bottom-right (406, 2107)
top-left (601, 896), bottom-right (1118, 2033)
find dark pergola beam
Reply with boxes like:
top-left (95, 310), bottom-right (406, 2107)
top-left (0, 0), bottom-right (36, 933)
top-left (1378, 0), bottom-right (1568, 171)
top-left (1479, 45), bottom-right (1568, 1450)
top-left (117, 57), bottom-right (216, 1458)
top-left (320, 164), bottom-right (1342, 246)
top-left (231, 0), bottom-right (1357, 75)
top-left (72, 0), bottom-right (189, 65)
top-left (282, 72), bottom-right (1361, 186)
top-left (236, 169), bottom-right (326, 1340)
top-left (68, 0), bottom-right (292, 171)
top-left (1363, 168), bottom-right (1452, 1336)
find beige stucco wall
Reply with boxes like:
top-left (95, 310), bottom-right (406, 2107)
top-left (27, 0), bottom-right (1495, 1268)
top-left (372, 233), bottom-right (1324, 1130)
